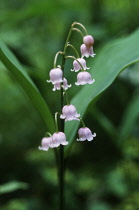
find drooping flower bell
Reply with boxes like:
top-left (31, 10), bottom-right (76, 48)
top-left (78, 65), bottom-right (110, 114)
top-left (75, 71), bottom-right (95, 85)
top-left (52, 82), bottom-right (61, 91)
top-left (62, 78), bottom-right (72, 90)
top-left (80, 44), bottom-right (95, 58)
top-left (83, 35), bottom-right (94, 47)
top-left (38, 132), bottom-right (68, 151)
top-left (60, 104), bottom-right (80, 121)
top-left (77, 127), bottom-right (96, 141)
top-left (71, 58), bottom-right (90, 72)
top-left (47, 68), bottom-right (63, 84)
top-left (50, 132), bottom-right (68, 147)
top-left (38, 137), bottom-right (53, 151)
top-left (52, 78), bottom-right (71, 91)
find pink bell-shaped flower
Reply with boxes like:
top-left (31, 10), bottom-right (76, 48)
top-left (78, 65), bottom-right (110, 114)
top-left (38, 137), bottom-right (53, 151)
top-left (47, 68), bottom-right (63, 84)
top-left (77, 127), bottom-right (96, 141)
top-left (52, 82), bottom-right (61, 91)
top-left (80, 44), bottom-right (95, 58)
top-left (52, 78), bottom-right (71, 91)
top-left (60, 104), bottom-right (80, 121)
top-left (83, 35), bottom-right (94, 47)
top-left (62, 78), bottom-right (72, 90)
top-left (50, 132), bottom-right (68, 147)
top-left (71, 58), bottom-right (90, 72)
top-left (75, 71), bottom-right (95, 85)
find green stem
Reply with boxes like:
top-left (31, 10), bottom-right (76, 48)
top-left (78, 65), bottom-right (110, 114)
top-left (58, 21), bottom-right (79, 210)
top-left (79, 118), bottom-right (86, 128)
top-left (59, 64), bottom-right (65, 210)
top-left (58, 23), bottom-right (74, 210)
top-left (59, 88), bottom-right (65, 210)
top-left (72, 21), bottom-right (88, 35)
top-left (59, 144), bottom-right (64, 210)
top-left (54, 51), bottom-right (64, 68)
top-left (66, 43), bottom-right (80, 58)
top-left (45, 132), bottom-right (52, 137)
top-left (64, 26), bottom-right (73, 53)
top-left (72, 27), bottom-right (85, 38)
top-left (64, 90), bottom-right (70, 105)
top-left (55, 112), bottom-right (59, 132)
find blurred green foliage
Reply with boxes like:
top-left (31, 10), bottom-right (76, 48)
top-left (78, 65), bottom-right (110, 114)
top-left (0, 0), bottom-right (139, 210)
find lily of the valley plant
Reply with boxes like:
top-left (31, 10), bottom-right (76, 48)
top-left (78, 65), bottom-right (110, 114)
top-left (38, 22), bottom-right (96, 210)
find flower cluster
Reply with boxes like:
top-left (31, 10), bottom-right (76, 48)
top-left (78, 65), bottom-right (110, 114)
top-left (39, 22), bottom-right (96, 152)
top-left (39, 132), bottom-right (68, 151)
top-left (81, 35), bottom-right (95, 58)
top-left (71, 35), bottom-right (95, 85)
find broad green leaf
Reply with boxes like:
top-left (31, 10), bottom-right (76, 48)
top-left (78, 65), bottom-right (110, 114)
top-left (119, 90), bottom-right (139, 141)
top-left (0, 181), bottom-right (28, 194)
top-left (0, 42), bottom-right (55, 133)
top-left (65, 29), bottom-right (139, 155)
top-left (92, 107), bottom-right (117, 140)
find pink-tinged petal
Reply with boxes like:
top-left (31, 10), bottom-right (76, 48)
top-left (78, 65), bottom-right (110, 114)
top-left (75, 113), bottom-right (80, 118)
top-left (80, 44), bottom-right (95, 58)
top-left (83, 35), bottom-right (94, 47)
top-left (60, 105), bottom-right (80, 121)
top-left (62, 78), bottom-right (72, 90)
top-left (87, 133), bottom-right (96, 141)
top-left (71, 58), bottom-right (90, 72)
top-left (48, 68), bottom-right (63, 84)
top-left (58, 132), bottom-right (68, 145)
top-left (60, 114), bottom-right (65, 119)
top-left (38, 137), bottom-right (53, 151)
top-left (52, 82), bottom-right (61, 91)
top-left (75, 72), bottom-right (95, 86)
top-left (51, 132), bottom-right (68, 147)
top-left (77, 127), bottom-right (96, 141)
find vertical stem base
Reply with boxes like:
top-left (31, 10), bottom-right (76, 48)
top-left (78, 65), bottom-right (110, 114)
top-left (59, 145), bottom-right (64, 210)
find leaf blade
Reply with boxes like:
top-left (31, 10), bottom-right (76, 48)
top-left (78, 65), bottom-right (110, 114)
top-left (65, 29), bottom-right (139, 154)
top-left (0, 42), bottom-right (55, 133)
top-left (119, 90), bottom-right (139, 141)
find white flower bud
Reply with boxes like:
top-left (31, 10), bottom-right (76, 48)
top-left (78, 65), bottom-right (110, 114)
top-left (83, 35), bottom-right (94, 47)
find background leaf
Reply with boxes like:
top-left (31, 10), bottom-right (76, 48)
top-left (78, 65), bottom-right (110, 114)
top-left (0, 42), bottom-right (55, 133)
top-left (119, 89), bottom-right (139, 141)
top-left (0, 181), bottom-right (28, 194)
top-left (65, 29), bottom-right (139, 154)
